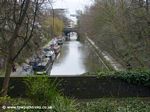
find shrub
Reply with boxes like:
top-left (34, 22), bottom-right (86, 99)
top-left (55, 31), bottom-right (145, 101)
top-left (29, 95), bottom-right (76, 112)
top-left (25, 77), bottom-right (60, 105)
top-left (94, 70), bottom-right (150, 87)
top-left (25, 76), bottom-right (78, 112)
top-left (52, 96), bottom-right (78, 112)
top-left (0, 96), bottom-right (33, 112)
top-left (78, 98), bottom-right (150, 112)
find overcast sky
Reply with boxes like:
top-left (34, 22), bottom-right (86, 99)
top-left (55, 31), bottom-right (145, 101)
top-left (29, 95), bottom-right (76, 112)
top-left (53, 0), bottom-right (93, 13)
top-left (53, 0), bottom-right (94, 21)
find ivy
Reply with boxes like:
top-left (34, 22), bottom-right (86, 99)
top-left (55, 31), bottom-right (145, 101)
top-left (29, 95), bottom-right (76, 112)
top-left (96, 70), bottom-right (150, 87)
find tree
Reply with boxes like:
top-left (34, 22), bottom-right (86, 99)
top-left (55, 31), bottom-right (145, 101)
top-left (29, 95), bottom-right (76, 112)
top-left (0, 0), bottom-right (49, 96)
top-left (41, 9), bottom-right (64, 38)
top-left (79, 0), bottom-right (150, 69)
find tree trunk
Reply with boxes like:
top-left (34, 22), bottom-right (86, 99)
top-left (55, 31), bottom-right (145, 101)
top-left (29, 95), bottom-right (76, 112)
top-left (0, 0), bottom-right (30, 96)
top-left (1, 56), bottom-right (13, 96)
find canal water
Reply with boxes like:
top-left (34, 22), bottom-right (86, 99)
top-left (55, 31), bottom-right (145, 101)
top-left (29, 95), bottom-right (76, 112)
top-left (50, 33), bottom-right (105, 76)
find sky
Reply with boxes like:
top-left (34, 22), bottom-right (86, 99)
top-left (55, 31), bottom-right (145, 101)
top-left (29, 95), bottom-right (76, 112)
top-left (53, 0), bottom-right (94, 22)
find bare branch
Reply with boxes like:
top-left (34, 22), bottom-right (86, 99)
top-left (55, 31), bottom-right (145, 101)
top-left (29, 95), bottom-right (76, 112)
top-left (12, 0), bottom-right (39, 62)
top-left (13, 0), bottom-right (17, 23)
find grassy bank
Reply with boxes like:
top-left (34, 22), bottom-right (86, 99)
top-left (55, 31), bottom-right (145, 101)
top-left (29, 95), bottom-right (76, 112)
top-left (78, 98), bottom-right (150, 112)
top-left (1, 97), bottom-right (150, 112)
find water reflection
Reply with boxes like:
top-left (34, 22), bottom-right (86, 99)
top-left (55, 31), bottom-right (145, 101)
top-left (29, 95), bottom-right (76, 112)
top-left (50, 33), bottom-right (104, 75)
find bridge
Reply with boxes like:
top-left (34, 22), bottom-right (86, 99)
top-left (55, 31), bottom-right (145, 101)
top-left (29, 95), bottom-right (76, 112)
top-left (63, 27), bottom-right (80, 40)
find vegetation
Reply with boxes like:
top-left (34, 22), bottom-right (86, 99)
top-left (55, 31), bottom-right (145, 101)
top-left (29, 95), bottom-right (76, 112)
top-left (26, 77), bottom-right (78, 112)
top-left (43, 17), bottom-right (64, 37)
top-left (78, 98), bottom-right (150, 112)
top-left (0, 0), bottom-right (67, 96)
top-left (112, 70), bottom-right (150, 87)
top-left (0, 0), bottom-right (47, 96)
top-left (87, 69), bottom-right (150, 87)
top-left (26, 77), bottom-right (60, 105)
top-left (0, 77), bottom-right (149, 112)
top-left (1, 97), bottom-right (150, 112)
top-left (0, 77), bottom-right (78, 112)
top-left (79, 0), bottom-right (150, 69)
top-left (0, 0), bottom-right (149, 111)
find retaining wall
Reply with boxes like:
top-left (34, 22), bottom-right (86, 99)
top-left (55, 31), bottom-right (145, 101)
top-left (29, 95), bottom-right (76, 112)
top-left (0, 76), bottom-right (149, 99)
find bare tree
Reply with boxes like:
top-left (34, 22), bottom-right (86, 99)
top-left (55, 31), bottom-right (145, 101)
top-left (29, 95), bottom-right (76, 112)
top-left (79, 0), bottom-right (150, 69)
top-left (0, 0), bottom-right (45, 96)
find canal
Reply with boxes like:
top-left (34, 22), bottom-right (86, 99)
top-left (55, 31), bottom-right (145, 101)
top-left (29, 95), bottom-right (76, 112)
top-left (50, 33), bottom-right (105, 76)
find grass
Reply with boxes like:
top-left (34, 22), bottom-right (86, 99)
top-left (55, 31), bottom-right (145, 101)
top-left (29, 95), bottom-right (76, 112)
top-left (1, 97), bottom-right (149, 112)
top-left (78, 98), bottom-right (150, 112)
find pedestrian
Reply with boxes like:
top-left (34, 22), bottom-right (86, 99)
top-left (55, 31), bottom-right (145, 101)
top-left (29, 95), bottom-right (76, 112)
top-left (12, 64), bottom-right (16, 72)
